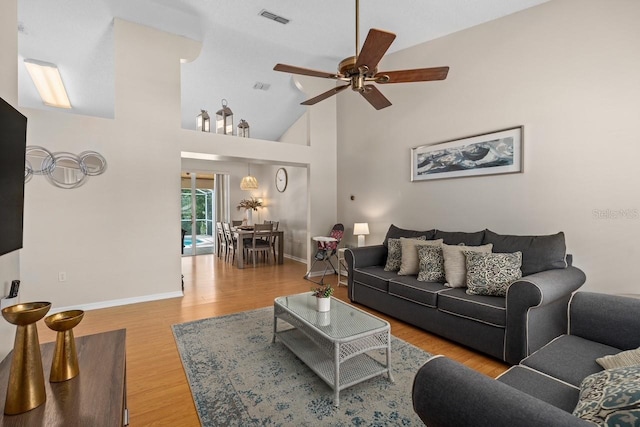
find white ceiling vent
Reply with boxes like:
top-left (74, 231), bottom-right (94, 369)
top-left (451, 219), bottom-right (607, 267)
top-left (258, 10), bottom-right (290, 25)
top-left (253, 82), bottom-right (271, 91)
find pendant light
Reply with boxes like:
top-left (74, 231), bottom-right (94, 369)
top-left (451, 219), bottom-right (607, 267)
top-left (240, 163), bottom-right (258, 190)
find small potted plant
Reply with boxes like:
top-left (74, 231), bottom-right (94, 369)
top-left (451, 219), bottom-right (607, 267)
top-left (311, 284), bottom-right (334, 312)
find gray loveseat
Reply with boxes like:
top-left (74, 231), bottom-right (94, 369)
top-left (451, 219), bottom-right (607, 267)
top-left (345, 225), bottom-right (586, 364)
top-left (412, 292), bottom-right (640, 426)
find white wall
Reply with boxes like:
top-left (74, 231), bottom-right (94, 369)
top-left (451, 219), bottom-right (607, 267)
top-left (0, 0), bottom-right (21, 359)
top-left (337, 0), bottom-right (640, 295)
top-left (0, 8), bottom-right (338, 328)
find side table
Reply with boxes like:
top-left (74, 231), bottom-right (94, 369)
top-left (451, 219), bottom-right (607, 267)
top-left (337, 248), bottom-right (348, 287)
top-left (0, 329), bottom-right (127, 426)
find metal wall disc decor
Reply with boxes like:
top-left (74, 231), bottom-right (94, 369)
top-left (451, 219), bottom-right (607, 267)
top-left (24, 146), bottom-right (107, 189)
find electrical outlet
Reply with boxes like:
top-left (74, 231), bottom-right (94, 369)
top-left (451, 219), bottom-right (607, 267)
top-left (58, 272), bottom-right (67, 282)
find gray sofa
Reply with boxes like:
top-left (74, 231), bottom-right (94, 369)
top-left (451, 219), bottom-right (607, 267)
top-left (412, 292), bottom-right (640, 426)
top-left (345, 226), bottom-right (587, 364)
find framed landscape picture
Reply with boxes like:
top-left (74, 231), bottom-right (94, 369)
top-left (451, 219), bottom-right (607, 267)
top-left (411, 126), bottom-right (523, 182)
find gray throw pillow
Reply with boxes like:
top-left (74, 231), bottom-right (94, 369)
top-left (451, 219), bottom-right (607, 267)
top-left (465, 251), bottom-right (523, 297)
top-left (384, 236), bottom-right (426, 272)
top-left (482, 229), bottom-right (567, 276)
top-left (573, 365), bottom-right (640, 425)
top-left (417, 246), bottom-right (445, 282)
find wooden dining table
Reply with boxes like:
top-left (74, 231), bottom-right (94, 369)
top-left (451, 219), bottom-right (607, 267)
top-left (233, 227), bottom-right (284, 269)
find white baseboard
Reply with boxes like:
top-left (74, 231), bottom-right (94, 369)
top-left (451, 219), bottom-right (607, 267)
top-left (283, 254), bottom-right (306, 264)
top-left (49, 291), bottom-right (184, 315)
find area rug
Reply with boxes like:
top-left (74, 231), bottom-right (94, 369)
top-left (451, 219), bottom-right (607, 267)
top-left (172, 307), bottom-right (431, 426)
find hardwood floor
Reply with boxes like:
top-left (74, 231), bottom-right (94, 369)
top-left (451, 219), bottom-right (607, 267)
top-left (36, 254), bottom-right (508, 426)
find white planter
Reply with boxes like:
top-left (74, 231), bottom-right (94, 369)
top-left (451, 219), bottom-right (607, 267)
top-left (316, 297), bottom-right (331, 312)
top-left (246, 209), bottom-right (253, 225)
top-left (315, 311), bottom-right (330, 326)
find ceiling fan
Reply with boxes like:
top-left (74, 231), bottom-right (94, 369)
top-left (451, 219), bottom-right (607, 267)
top-left (273, 0), bottom-right (449, 110)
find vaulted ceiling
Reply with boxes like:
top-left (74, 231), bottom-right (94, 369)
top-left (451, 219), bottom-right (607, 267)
top-left (17, 0), bottom-right (548, 141)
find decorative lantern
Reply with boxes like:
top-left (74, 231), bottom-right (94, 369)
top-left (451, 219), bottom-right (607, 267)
top-left (196, 110), bottom-right (210, 132)
top-left (237, 119), bottom-right (250, 138)
top-left (215, 99), bottom-right (233, 135)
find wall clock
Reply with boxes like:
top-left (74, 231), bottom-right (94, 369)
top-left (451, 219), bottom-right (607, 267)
top-left (275, 168), bottom-right (288, 192)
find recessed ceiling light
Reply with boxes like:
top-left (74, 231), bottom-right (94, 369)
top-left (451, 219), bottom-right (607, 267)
top-left (258, 9), bottom-right (290, 25)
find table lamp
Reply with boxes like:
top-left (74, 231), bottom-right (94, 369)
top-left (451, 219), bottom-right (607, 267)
top-left (353, 223), bottom-right (370, 247)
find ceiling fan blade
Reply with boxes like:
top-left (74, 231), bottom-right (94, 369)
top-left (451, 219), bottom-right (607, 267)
top-left (301, 84), bottom-right (350, 106)
top-left (274, 64), bottom-right (340, 79)
top-left (374, 66), bottom-right (450, 84)
top-left (360, 85), bottom-right (392, 110)
top-left (354, 29), bottom-right (396, 72)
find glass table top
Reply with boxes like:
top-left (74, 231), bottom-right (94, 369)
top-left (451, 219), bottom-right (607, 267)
top-left (274, 292), bottom-right (389, 339)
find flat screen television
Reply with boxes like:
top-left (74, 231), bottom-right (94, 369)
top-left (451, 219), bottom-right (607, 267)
top-left (0, 96), bottom-right (27, 256)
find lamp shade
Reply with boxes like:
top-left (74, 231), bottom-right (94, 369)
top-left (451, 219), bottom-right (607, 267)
top-left (240, 175), bottom-right (258, 190)
top-left (353, 223), bottom-right (370, 236)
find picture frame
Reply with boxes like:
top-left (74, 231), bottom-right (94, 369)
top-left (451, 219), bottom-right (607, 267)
top-left (411, 126), bottom-right (523, 182)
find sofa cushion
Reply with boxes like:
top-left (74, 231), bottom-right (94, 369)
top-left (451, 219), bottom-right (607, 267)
top-left (383, 224), bottom-right (436, 247)
top-left (352, 266), bottom-right (397, 293)
top-left (388, 276), bottom-right (447, 308)
top-left (465, 251), bottom-right (522, 297)
top-left (597, 347), bottom-right (640, 370)
top-left (417, 246), bottom-right (445, 282)
top-left (482, 229), bottom-right (568, 276)
top-left (384, 236), bottom-right (426, 272)
top-left (442, 243), bottom-right (493, 288)
top-left (398, 238), bottom-right (443, 276)
top-left (521, 335), bottom-right (621, 387)
top-left (434, 229), bottom-right (485, 246)
top-left (437, 288), bottom-right (506, 327)
top-left (573, 365), bottom-right (640, 425)
top-left (497, 365), bottom-right (580, 413)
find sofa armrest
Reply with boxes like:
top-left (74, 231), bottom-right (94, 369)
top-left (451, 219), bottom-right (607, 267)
top-left (412, 356), bottom-right (591, 427)
top-left (345, 245), bottom-right (387, 270)
top-left (504, 266), bottom-right (586, 364)
top-left (569, 291), bottom-right (640, 350)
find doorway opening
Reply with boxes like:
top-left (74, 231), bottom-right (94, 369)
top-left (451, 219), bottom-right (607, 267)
top-left (181, 172), bottom-right (215, 256)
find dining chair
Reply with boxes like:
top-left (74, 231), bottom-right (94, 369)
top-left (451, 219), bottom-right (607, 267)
top-left (215, 222), bottom-right (227, 259)
top-left (244, 223), bottom-right (273, 267)
top-left (264, 220), bottom-right (280, 259)
top-left (232, 220), bottom-right (243, 227)
top-left (222, 222), bottom-right (238, 264)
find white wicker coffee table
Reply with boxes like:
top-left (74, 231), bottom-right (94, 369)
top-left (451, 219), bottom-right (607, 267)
top-left (273, 292), bottom-right (393, 407)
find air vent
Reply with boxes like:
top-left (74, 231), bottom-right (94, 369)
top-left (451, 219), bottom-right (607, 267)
top-left (259, 9), bottom-right (290, 25)
top-left (253, 82), bottom-right (271, 91)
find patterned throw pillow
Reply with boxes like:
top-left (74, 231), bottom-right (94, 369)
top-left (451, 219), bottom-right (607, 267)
top-left (417, 246), bottom-right (445, 282)
top-left (597, 347), bottom-right (640, 370)
top-left (384, 236), bottom-right (426, 271)
top-left (398, 238), bottom-right (444, 276)
top-left (464, 251), bottom-right (522, 296)
top-left (573, 366), bottom-right (640, 426)
top-left (442, 243), bottom-right (493, 288)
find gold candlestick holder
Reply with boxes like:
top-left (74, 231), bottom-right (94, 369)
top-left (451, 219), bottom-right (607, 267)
top-left (44, 310), bottom-right (84, 382)
top-left (1, 302), bottom-right (52, 415)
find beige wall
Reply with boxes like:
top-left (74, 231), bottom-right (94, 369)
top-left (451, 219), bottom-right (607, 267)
top-left (337, 0), bottom-right (640, 295)
top-left (0, 8), bottom-right (337, 358)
